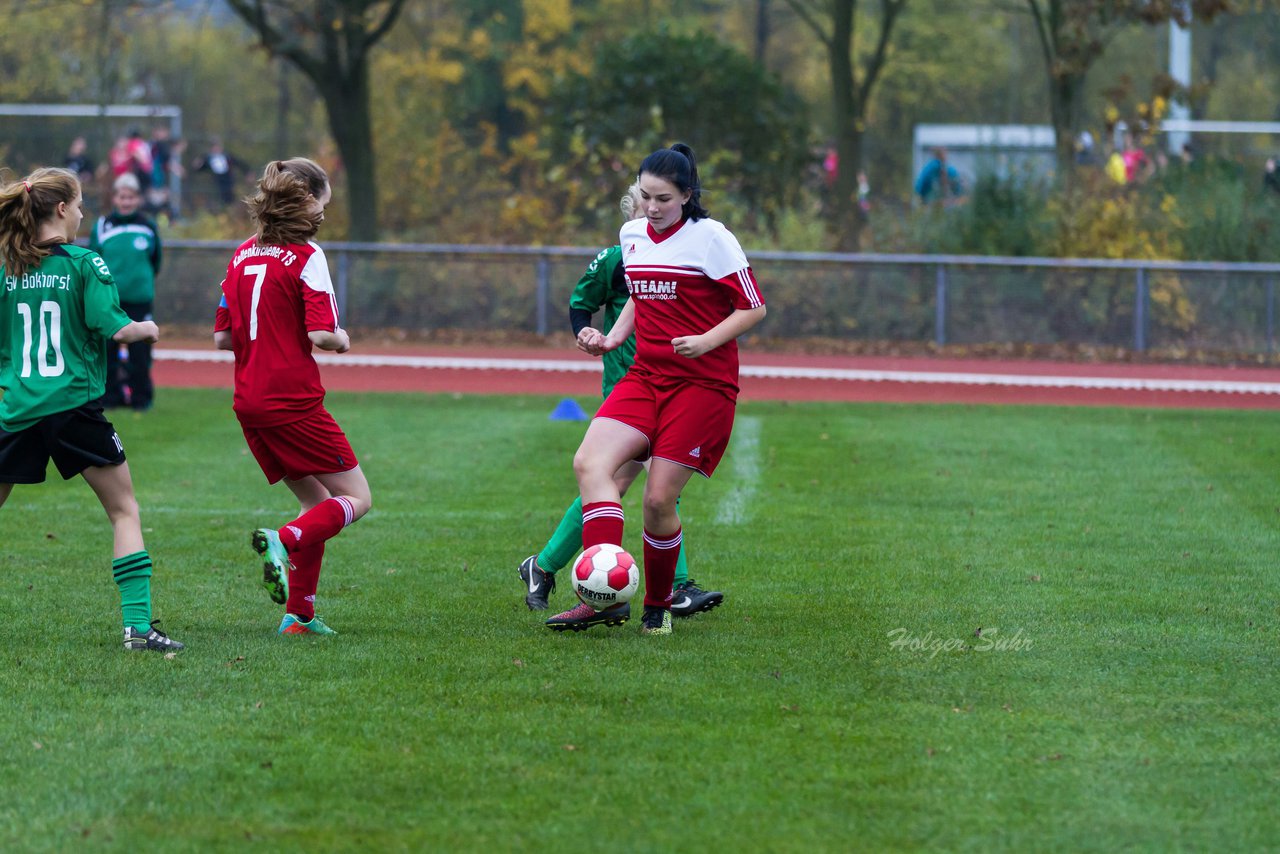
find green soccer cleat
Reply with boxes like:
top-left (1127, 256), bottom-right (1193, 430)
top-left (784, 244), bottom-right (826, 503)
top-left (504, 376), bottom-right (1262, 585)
top-left (279, 614), bottom-right (337, 636)
top-left (251, 528), bottom-right (291, 604)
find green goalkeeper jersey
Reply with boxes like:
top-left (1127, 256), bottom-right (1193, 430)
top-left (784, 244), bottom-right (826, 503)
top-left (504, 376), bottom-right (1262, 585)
top-left (569, 245), bottom-right (636, 398)
top-left (0, 244), bottom-right (131, 431)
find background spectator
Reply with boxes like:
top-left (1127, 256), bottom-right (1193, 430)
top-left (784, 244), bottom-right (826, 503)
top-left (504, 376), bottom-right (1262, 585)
top-left (192, 139), bottom-right (248, 206)
top-left (64, 136), bottom-right (96, 183)
top-left (1265, 157), bottom-right (1280, 195)
top-left (147, 125), bottom-right (184, 220)
top-left (915, 147), bottom-right (964, 205)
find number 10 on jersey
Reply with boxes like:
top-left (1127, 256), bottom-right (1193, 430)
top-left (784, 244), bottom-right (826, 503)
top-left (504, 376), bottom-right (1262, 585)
top-left (17, 300), bottom-right (65, 378)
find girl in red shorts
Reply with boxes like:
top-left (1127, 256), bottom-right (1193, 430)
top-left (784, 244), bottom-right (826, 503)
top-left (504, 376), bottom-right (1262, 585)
top-left (213, 158), bottom-right (372, 636)
top-left (553, 143), bottom-right (767, 636)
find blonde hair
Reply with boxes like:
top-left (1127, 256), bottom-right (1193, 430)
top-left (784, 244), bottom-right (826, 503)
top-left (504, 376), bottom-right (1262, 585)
top-left (0, 167), bottom-right (80, 279)
top-left (246, 158), bottom-right (329, 246)
top-left (113, 172), bottom-right (141, 194)
top-left (620, 181), bottom-right (644, 220)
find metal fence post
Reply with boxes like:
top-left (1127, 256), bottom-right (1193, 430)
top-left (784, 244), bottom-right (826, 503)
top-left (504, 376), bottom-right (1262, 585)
top-left (1133, 267), bottom-right (1148, 352)
top-left (934, 264), bottom-right (947, 347)
top-left (535, 255), bottom-right (550, 335)
top-left (335, 248), bottom-right (350, 321)
top-left (1268, 278), bottom-right (1276, 356)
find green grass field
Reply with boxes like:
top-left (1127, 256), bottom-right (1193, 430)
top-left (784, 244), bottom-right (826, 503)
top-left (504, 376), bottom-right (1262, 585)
top-left (2, 388), bottom-right (1278, 851)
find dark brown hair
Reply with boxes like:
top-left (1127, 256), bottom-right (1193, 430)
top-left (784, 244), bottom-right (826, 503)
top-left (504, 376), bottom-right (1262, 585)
top-left (245, 158), bottom-right (330, 246)
top-left (638, 142), bottom-right (708, 221)
top-left (0, 167), bottom-right (80, 279)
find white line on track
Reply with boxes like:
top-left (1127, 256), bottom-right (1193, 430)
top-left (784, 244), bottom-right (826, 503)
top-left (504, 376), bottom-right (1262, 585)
top-left (154, 349), bottom-right (1280, 395)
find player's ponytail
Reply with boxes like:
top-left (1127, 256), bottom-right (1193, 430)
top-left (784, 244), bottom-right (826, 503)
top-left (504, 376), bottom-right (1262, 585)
top-left (246, 157), bottom-right (330, 246)
top-left (0, 167), bottom-right (79, 279)
top-left (637, 143), bottom-right (709, 222)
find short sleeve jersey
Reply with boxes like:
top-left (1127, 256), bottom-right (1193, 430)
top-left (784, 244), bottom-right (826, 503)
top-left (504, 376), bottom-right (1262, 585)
top-left (213, 237), bottom-right (338, 427)
top-left (569, 245), bottom-right (636, 398)
top-left (0, 244), bottom-right (131, 431)
top-left (618, 216), bottom-right (764, 398)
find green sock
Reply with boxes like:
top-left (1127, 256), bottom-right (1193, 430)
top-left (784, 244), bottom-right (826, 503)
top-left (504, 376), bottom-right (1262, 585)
top-left (674, 540), bottom-right (689, 586)
top-left (537, 496), bottom-right (585, 575)
top-left (112, 551), bottom-right (153, 632)
top-left (672, 496), bottom-right (689, 585)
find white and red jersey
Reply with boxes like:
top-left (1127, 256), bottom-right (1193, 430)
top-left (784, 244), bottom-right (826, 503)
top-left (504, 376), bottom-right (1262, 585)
top-left (619, 216), bottom-right (764, 398)
top-left (213, 237), bottom-right (339, 427)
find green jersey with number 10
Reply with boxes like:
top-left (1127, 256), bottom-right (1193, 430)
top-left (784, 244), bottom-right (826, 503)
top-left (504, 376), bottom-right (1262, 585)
top-left (0, 244), bottom-right (130, 431)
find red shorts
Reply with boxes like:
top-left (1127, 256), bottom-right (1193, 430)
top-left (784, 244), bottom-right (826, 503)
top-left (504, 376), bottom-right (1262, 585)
top-left (594, 373), bottom-right (736, 478)
top-left (240, 407), bottom-right (357, 484)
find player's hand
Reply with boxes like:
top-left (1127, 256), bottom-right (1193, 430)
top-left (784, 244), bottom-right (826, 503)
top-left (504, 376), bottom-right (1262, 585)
top-left (672, 335), bottom-right (710, 358)
top-left (137, 321), bottom-right (160, 344)
top-left (333, 327), bottom-right (351, 353)
top-left (577, 327), bottom-right (605, 356)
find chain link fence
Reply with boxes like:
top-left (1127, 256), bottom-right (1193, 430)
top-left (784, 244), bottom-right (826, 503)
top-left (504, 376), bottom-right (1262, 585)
top-left (160, 240), bottom-right (1280, 357)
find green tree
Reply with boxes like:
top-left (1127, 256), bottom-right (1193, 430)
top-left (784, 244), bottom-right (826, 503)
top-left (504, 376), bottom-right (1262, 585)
top-left (224, 0), bottom-right (408, 242)
top-left (784, 0), bottom-right (910, 250)
top-left (546, 28), bottom-right (812, 235)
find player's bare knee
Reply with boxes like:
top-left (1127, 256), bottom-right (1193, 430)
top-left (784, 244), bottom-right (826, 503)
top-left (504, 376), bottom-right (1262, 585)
top-left (572, 449), bottom-right (598, 484)
top-left (641, 490), bottom-right (679, 525)
top-left (104, 494), bottom-right (141, 527)
top-left (349, 493), bottom-right (372, 520)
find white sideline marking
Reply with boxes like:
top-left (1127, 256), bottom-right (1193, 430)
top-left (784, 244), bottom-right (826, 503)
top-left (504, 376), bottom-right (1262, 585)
top-left (154, 349), bottom-right (1280, 395)
top-left (715, 416), bottom-right (762, 527)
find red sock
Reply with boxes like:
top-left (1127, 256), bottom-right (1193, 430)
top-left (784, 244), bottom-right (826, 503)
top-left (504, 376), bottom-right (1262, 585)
top-left (278, 497), bottom-right (355, 552)
top-left (582, 501), bottom-right (624, 548)
top-left (643, 527), bottom-right (681, 608)
top-left (286, 542), bottom-right (325, 620)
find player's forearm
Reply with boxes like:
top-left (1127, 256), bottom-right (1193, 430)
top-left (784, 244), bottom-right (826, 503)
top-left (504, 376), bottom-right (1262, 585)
top-left (213, 330), bottom-right (233, 350)
top-left (308, 328), bottom-right (350, 352)
top-left (701, 305), bottom-right (767, 351)
top-left (601, 300), bottom-right (635, 349)
top-left (570, 307), bottom-right (595, 337)
top-left (114, 320), bottom-right (160, 344)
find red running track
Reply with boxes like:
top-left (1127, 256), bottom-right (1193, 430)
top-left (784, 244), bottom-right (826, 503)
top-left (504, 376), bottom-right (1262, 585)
top-left (152, 342), bottom-right (1280, 410)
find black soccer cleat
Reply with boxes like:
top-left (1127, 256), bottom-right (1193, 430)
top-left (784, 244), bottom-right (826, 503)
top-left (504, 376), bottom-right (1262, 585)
top-left (670, 579), bottom-right (723, 618)
top-left (123, 621), bottom-right (185, 652)
top-left (518, 554), bottom-right (555, 610)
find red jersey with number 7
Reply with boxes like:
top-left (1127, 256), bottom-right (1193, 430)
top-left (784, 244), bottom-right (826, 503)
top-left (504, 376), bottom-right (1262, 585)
top-left (214, 237), bottom-right (339, 427)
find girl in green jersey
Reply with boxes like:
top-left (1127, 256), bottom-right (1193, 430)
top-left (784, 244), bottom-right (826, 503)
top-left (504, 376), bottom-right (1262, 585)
top-left (0, 167), bottom-right (183, 652)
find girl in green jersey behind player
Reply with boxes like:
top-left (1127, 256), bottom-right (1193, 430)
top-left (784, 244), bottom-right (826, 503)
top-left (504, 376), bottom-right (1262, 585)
top-left (0, 167), bottom-right (183, 652)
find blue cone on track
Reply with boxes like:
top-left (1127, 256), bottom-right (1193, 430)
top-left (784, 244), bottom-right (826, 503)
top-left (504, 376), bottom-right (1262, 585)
top-left (549, 398), bottom-right (589, 421)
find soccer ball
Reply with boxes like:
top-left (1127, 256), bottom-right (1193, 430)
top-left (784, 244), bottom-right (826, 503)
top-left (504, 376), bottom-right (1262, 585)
top-left (571, 544), bottom-right (639, 610)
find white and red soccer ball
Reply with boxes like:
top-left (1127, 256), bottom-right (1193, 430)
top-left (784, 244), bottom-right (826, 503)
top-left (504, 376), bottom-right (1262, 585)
top-left (571, 544), bottom-right (639, 610)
